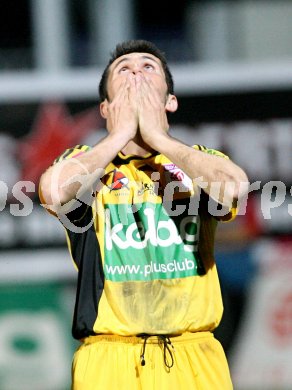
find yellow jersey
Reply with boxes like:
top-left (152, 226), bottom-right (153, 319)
top-left (40, 145), bottom-right (236, 339)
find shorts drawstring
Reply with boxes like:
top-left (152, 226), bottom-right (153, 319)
top-left (140, 334), bottom-right (148, 367)
top-left (138, 334), bottom-right (175, 369)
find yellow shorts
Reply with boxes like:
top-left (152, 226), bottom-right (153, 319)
top-left (72, 331), bottom-right (233, 390)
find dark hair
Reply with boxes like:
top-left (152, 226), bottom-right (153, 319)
top-left (98, 39), bottom-right (174, 102)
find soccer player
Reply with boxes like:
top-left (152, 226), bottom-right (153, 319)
top-left (39, 40), bottom-right (249, 389)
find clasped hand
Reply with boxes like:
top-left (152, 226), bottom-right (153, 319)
top-left (106, 73), bottom-right (170, 147)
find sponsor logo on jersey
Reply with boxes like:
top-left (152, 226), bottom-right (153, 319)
top-left (103, 169), bottom-right (129, 191)
top-left (103, 203), bottom-right (205, 281)
top-left (163, 164), bottom-right (193, 190)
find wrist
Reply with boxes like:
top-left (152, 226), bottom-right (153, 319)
top-left (146, 132), bottom-right (172, 151)
top-left (143, 132), bottom-right (170, 151)
top-left (107, 131), bottom-right (132, 148)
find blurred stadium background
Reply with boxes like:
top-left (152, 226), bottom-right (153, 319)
top-left (1, 1), bottom-right (292, 389)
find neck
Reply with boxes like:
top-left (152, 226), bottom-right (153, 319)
top-left (121, 133), bottom-right (154, 157)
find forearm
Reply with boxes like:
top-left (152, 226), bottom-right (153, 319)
top-left (40, 132), bottom-right (129, 211)
top-left (150, 133), bottom-right (249, 206)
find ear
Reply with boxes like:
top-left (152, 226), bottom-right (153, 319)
top-left (165, 94), bottom-right (178, 113)
top-left (99, 100), bottom-right (108, 119)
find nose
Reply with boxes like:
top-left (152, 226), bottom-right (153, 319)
top-left (131, 63), bottom-right (142, 75)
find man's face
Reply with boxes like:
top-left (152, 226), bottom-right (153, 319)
top-left (106, 52), bottom-right (168, 102)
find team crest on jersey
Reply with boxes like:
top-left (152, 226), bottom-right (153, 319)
top-left (163, 163), bottom-right (193, 190)
top-left (137, 182), bottom-right (158, 196)
top-left (103, 169), bottom-right (129, 191)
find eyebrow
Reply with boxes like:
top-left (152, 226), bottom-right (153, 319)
top-left (112, 55), bottom-right (160, 71)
